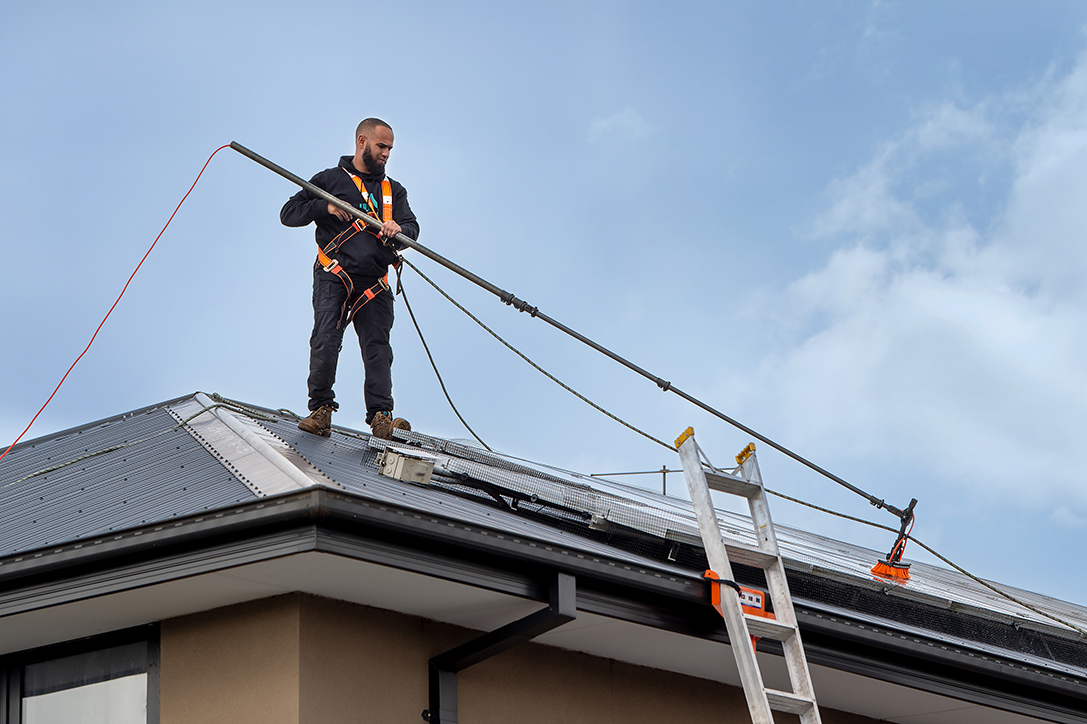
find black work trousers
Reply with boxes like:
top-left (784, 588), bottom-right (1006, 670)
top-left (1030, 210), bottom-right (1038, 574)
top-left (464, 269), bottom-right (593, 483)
top-left (307, 273), bottom-right (395, 421)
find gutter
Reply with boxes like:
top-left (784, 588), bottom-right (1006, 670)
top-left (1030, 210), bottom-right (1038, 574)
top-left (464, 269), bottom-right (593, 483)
top-left (0, 487), bottom-right (1083, 722)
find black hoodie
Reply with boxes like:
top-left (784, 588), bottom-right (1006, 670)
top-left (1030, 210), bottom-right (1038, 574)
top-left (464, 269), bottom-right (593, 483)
top-left (280, 156), bottom-right (420, 282)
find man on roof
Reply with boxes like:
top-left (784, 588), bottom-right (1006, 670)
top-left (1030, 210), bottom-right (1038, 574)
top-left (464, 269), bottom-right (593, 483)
top-left (281, 118), bottom-right (419, 440)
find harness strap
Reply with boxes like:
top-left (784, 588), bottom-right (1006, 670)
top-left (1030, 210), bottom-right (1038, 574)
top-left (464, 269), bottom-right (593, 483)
top-left (316, 246), bottom-right (341, 274)
top-left (343, 170), bottom-right (394, 230)
top-left (315, 241), bottom-right (356, 327)
top-left (312, 170), bottom-right (397, 328)
top-left (343, 276), bottom-right (391, 323)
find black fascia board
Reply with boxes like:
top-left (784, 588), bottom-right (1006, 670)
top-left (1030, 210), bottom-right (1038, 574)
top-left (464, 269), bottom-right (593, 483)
top-left (795, 609), bottom-right (1087, 723)
top-left (0, 488), bottom-right (709, 614)
top-left (0, 491), bottom-right (327, 591)
top-left (1, 487), bottom-right (1085, 722)
top-left (797, 607), bottom-right (1087, 702)
top-left (313, 490), bottom-right (709, 599)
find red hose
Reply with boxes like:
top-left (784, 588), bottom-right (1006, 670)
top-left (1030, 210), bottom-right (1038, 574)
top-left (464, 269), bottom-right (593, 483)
top-left (0, 144), bottom-right (231, 464)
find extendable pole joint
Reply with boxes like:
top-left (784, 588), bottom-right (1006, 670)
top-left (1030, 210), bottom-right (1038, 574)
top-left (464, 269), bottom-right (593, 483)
top-left (498, 291), bottom-right (538, 316)
top-left (871, 496), bottom-right (917, 523)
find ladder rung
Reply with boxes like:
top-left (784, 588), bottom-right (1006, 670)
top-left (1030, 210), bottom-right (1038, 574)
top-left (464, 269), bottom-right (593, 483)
top-left (705, 471), bottom-right (761, 498)
top-left (765, 689), bottom-right (815, 715)
top-left (724, 541), bottom-right (778, 569)
top-left (744, 614), bottom-right (796, 642)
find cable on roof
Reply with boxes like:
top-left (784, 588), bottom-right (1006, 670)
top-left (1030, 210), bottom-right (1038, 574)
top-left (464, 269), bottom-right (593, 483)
top-left (400, 257), bottom-right (678, 453)
top-left (4, 400), bottom-right (274, 488)
top-left (16, 144), bottom-right (1059, 634)
top-left (229, 141), bottom-right (916, 529)
top-left (0, 144), bottom-right (233, 466)
top-left (206, 393), bottom-right (280, 423)
top-left (763, 486), bottom-right (1087, 638)
top-left (393, 265), bottom-right (493, 451)
top-left (398, 254), bottom-right (1062, 631)
top-left (378, 271), bottom-right (1060, 631)
top-left (585, 461), bottom-right (1087, 637)
top-left (5, 142), bottom-right (1071, 640)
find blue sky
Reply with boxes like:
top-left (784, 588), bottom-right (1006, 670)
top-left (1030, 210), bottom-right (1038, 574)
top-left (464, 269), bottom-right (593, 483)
top-left (4, 1), bottom-right (1087, 611)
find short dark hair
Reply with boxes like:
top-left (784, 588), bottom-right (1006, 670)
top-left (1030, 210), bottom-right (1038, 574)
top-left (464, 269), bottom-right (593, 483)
top-left (356, 118), bottom-right (392, 139)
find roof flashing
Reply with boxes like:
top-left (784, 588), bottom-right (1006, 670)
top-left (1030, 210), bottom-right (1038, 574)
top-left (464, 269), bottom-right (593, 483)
top-left (168, 393), bottom-right (339, 496)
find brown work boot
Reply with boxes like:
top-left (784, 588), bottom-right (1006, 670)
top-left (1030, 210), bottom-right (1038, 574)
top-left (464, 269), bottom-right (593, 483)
top-left (392, 417), bottom-right (411, 433)
top-left (370, 411), bottom-right (393, 440)
top-left (298, 405), bottom-right (334, 437)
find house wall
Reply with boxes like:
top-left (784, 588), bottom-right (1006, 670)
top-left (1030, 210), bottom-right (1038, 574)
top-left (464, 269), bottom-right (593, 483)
top-left (161, 593), bottom-right (877, 724)
top-left (160, 595), bottom-right (302, 724)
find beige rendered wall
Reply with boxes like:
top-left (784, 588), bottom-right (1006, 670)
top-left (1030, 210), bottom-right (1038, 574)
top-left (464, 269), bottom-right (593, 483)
top-left (162, 593), bottom-right (877, 724)
top-left (160, 595), bottom-right (302, 724)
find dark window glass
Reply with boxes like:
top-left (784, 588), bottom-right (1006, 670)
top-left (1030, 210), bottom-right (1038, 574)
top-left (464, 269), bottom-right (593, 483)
top-left (21, 643), bottom-right (148, 724)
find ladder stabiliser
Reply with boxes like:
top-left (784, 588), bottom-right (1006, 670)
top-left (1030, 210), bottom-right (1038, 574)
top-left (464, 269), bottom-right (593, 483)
top-left (677, 427), bottom-right (822, 724)
top-left (704, 570), bottom-right (787, 650)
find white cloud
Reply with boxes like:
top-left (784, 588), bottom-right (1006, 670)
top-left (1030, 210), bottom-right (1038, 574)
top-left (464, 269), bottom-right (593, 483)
top-left (736, 51), bottom-right (1087, 511)
top-left (1051, 505), bottom-right (1087, 528)
top-left (587, 108), bottom-right (652, 144)
top-left (912, 102), bottom-right (995, 153)
top-left (810, 102), bottom-right (995, 243)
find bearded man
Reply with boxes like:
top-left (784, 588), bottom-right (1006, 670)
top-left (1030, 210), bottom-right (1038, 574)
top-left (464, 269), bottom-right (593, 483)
top-left (281, 118), bottom-right (419, 439)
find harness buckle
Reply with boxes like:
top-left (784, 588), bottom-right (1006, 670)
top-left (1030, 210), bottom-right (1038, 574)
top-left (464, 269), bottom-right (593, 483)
top-left (323, 257), bottom-right (341, 273)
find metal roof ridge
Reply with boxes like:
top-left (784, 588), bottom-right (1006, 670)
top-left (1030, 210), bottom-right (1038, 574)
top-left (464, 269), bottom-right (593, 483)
top-left (167, 393), bottom-right (335, 496)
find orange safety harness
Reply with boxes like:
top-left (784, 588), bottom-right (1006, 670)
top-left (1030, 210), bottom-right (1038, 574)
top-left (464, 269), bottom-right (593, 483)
top-left (316, 171), bottom-right (399, 328)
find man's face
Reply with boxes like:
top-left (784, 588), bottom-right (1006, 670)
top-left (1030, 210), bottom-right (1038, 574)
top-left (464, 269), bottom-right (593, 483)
top-left (360, 126), bottom-right (394, 172)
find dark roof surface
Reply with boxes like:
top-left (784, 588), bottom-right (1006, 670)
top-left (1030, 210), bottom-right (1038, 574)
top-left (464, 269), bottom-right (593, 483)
top-left (2, 392), bottom-right (1085, 684)
top-left (0, 401), bottom-right (255, 553)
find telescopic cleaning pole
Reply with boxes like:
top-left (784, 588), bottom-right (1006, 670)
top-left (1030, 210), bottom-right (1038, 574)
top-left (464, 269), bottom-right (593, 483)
top-left (230, 141), bottom-right (915, 524)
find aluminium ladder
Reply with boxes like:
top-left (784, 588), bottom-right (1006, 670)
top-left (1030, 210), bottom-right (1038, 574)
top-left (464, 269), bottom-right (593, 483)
top-left (675, 427), bottom-right (822, 724)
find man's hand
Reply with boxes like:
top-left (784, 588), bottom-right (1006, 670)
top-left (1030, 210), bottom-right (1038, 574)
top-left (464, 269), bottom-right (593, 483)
top-left (327, 202), bottom-right (352, 222)
top-left (328, 201), bottom-right (400, 240)
top-left (380, 220), bottom-right (402, 240)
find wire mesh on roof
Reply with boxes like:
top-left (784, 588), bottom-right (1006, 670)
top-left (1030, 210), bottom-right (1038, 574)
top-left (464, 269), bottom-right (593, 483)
top-left (346, 425), bottom-right (1087, 676)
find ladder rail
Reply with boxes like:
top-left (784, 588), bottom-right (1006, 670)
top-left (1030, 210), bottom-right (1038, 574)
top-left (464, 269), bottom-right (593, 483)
top-left (677, 437), bottom-right (775, 724)
top-left (744, 455), bottom-right (820, 711)
top-left (677, 428), bottom-right (822, 724)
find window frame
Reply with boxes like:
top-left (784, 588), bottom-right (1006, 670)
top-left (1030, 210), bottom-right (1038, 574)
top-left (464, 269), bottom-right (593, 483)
top-left (0, 625), bottom-right (158, 724)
